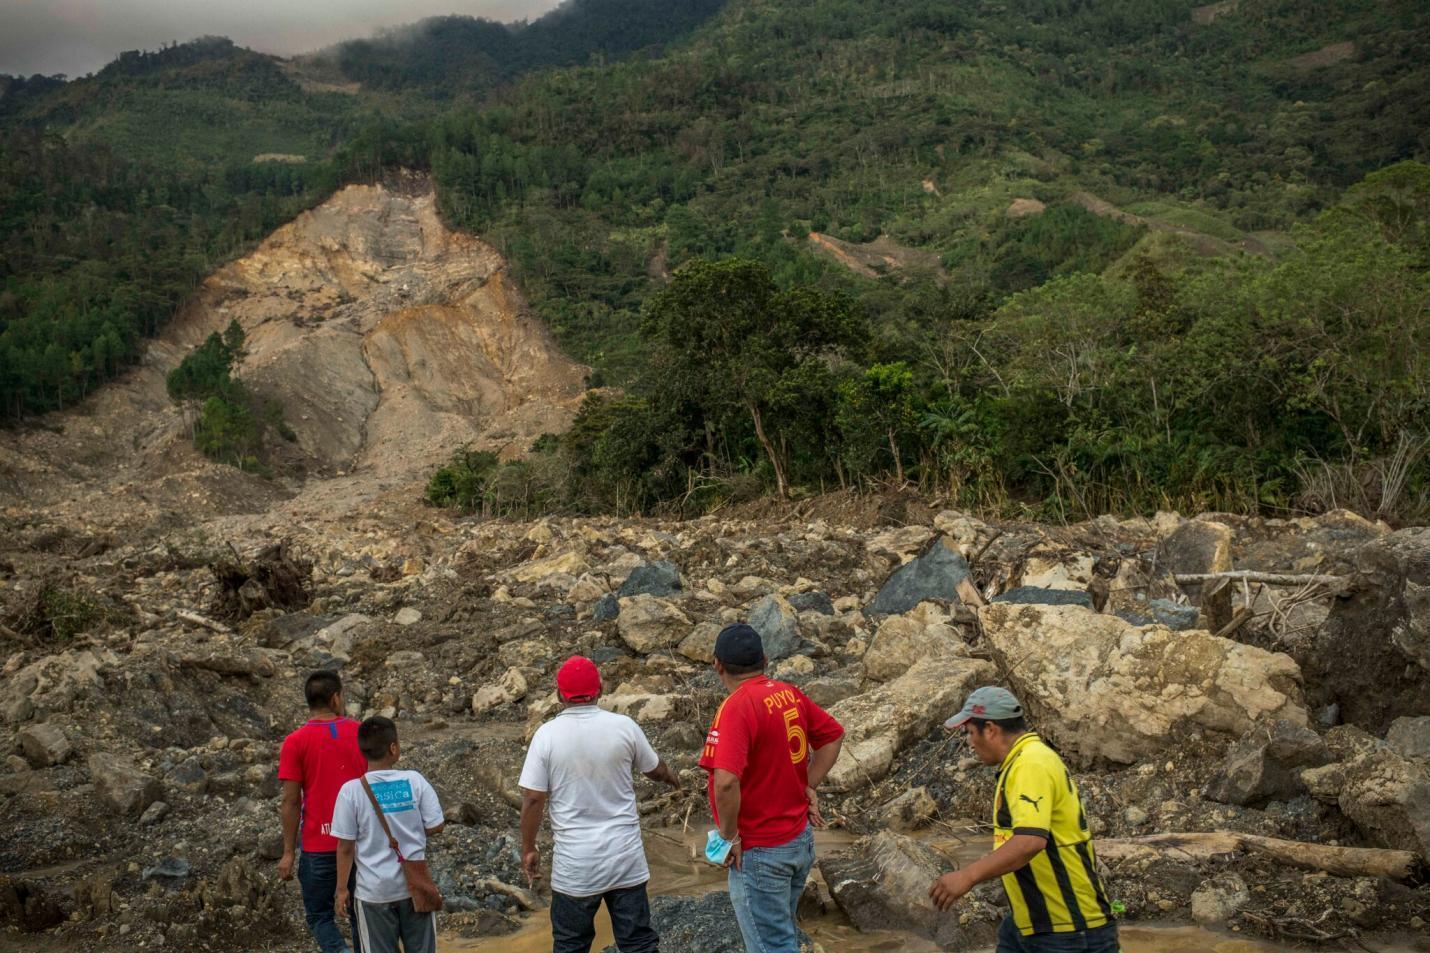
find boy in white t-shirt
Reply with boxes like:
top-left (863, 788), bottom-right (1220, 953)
top-left (332, 717), bottom-right (445, 953)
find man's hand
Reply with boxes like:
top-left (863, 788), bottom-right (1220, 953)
top-left (722, 838), bottom-right (743, 872)
top-left (277, 851), bottom-right (295, 881)
top-left (806, 786), bottom-right (825, 829)
top-left (523, 849), bottom-right (542, 887)
top-left (336, 886), bottom-right (351, 919)
top-left (929, 870), bottom-right (973, 911)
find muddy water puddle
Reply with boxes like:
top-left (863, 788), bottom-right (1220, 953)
top-left (444, 825), bottom-right (1420, 952)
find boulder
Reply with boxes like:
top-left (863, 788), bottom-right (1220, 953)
top-left (1337, 748), bottom-right (1430, 858)
top-left (17, 723), bottom-right (72, 768)
top-left (978, 603), bottom-right (1307, 764)
top-left (1206, 720), bottom-right (1330, 806)
top-left (603, 694), bottom-right (686, 725)
top-left (821, 832), bottom-right (999, 947)
top-left (1190, 873), bottom-right (1250, 926)
top-left (1019, 550), bottom-right (1094, 591)
top-left (1114, 598), bottom-right (1199, 631)
top-left (748, 594), bottom-right (801, 661)
top-left (3, 650), bottom-right (106, 724)
top-left (1309, 527), bottom-right (1430, 731)
top-left (677, 622), bottom-right (721, 663)
top-left (991, 586), bottom-right (1094, 609)
top-left (1386, 717), bottom-right (1430, 762)
top-left (864, 603), bottom-right (967, 682)
top-left (471, 668), bottom-right (529, 715)
top-left (617, 560), bottom-right (683, 599)
top-left (866, 537), bottom-right (973, 616)
top-left (616, 595), bottom-right (692, 654)
top-left (788, 591), bottom-right (835, 616)
top-left (600, 892), bottom-right (811, 953)
top-left (1157, 518), bottom-right (1234, 576)
top-left (509, 550), bottom-right (590, 585)
top-left (877, 786), bottom-right (939, 832)
top-left (88, 752), bottom-right (162, 817)
top-left (393, 607), bottom-right (422, 626)
top-left (591, 593), bottom-right (620, 623)
top-left (180, 647), bottom-right (278, 678)
top-left (825, 654), bottom-right (994, 791)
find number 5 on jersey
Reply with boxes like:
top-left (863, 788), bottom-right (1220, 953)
top-left (783, 706), bottom-right (807, 763)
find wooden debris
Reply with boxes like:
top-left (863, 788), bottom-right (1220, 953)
top-left (1172, 570), bottom-right (1349, 592)
top-left (1098, 832), bottom-right (1425, 883)
top-left (175, 609), bottom-right (232, 634)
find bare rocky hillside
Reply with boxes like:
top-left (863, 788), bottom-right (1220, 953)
top-left (0, 175), bottom-right (587, 533)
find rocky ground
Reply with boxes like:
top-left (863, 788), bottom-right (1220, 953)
top-left (2, 491), bottom-right (1428, 951)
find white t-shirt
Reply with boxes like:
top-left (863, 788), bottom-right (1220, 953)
top-left (330, 769), bottom-right (445, 903)
top-left (518, 705), bottom-right (660, 897)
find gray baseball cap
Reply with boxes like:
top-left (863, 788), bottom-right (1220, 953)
top-left (944, 686), bottom-right (1024, 729)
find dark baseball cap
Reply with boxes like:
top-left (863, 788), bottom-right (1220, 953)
top-left (945, 686), bottom-right (1024, 729)
top-left (714, 623), bottom-right (764, 668)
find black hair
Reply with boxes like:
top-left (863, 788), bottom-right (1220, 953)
top-left (720, 658), bottom-right (766, 676)
top-left (305, 670), bottom-right (342, 710)
top-left (967, 715), bottom-right (1028, 735)
top-left (357, 716), bottom-right (398, 761)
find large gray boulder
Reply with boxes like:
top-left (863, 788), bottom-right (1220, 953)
top-left (1157, 517), bottom-right (1234, 576)
top-left (866, 537), bottom-right (972, 616)
top-left (978, 603), bottom-right (1307, 764)
top-left (1386, 716), bottom-right (1430, 763)
top-left (821, 832), bottom-right (999, 948)
top-left (88, 753), bottom-right (162, 817)
top-left (617, 560), bottom-right (682, 599)
top-left (1337, 748), bottom-right (1430, 859)
top-left (748, 594), bottom-right (801, 661)
top-left (1206, 720), bottom-right (1330, 806)
top-left (1309, 527), bottom-right (1430, 731)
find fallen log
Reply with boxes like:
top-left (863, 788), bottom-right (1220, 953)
top-left (1172, 571), bottom-right (1349, 592)
top-left (175, 609), bottom-right (232, 634)
top-left (474, 878), bottom-right (542, 910)
top-left (1098, 832), bottom-right (1425, 883)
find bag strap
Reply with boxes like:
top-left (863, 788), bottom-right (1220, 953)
top-left (360, 776), bottom-right (405, 863)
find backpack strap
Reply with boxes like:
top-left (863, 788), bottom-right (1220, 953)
top-left (360, 776), bottom-right (405, 863)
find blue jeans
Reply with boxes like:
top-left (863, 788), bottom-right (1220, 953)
top-left (298, 851), bottom-right (361, 953)
top-left (727, 826), bottom-right (815, 953)
top-left (996, 915), bottom-right (1119, 952)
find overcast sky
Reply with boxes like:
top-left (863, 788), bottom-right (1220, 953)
top-left (1, 0), bottom-right (565, 78)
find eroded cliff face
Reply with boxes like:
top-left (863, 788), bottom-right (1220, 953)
top-left (178, 179), bottom-right (587, 477)
top-left (0, 179), bottom-right (587, 524)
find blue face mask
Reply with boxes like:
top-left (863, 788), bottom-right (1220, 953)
top-left (704, 830), bottom-right (734, 866)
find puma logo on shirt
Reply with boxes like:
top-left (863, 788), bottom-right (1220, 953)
top-left (1019, 794), bottom-right (1044, 812)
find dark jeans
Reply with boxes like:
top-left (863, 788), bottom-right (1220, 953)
top-left (551, 882), bottom-right (658, 953)
top-left (996, 916), bottom-right (1119, 953)
top-left (298, 850), bottom-right (361, 953)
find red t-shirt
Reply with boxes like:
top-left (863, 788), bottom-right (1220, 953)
top-left (277, 717), bottom-right (365, 853)
top-left (699, 678), bottom-right (844, 849)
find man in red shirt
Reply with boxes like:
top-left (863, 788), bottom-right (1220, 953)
top-left (699, 624), bottom-right (844, 953)
top-left (277, 671), bottom-right (366, 953)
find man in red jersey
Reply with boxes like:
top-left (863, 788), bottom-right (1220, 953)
top-left (699, 624), bottom-right (844, 953)
top-left (277, 671), bottom-right (366, 953)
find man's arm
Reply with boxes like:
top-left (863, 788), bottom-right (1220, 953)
top-left (643, 758), bottom-right (682, 789)
top-left (711, 767), bottom-right (743, 869)
top-left (804, 736), bottom-right (842, 828)
top-left (335, 838), bottom-right (356, 918)
top-left (929, 834), bottom-right (1047, 910)
top-left (519, 787), bottom-right (548, 886)
top-left (278, 780), bottom-right (302, 880)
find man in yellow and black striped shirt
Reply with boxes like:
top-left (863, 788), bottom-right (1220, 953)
top-left (929, 686), bottom-right (1118, 952)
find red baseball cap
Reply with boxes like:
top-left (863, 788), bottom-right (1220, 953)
top-left (556, 656), bottom-right (602, 702)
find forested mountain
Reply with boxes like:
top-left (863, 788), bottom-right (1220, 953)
top-left (3, 0), bottom-right (1428, 518)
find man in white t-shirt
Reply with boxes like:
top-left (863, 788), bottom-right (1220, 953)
top-left (519, 656), bottom-right (682, 953)
top-left (332, 717), bottom-right (445, 953)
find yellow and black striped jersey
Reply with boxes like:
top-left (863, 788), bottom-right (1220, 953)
top-left (992, 732), bottom-right (1113, 936)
